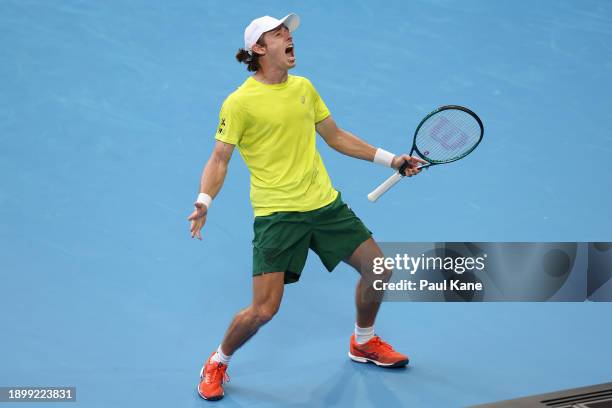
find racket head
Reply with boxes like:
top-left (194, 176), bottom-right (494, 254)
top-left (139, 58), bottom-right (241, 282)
top-left (412, 105), bottom-right (484, 165)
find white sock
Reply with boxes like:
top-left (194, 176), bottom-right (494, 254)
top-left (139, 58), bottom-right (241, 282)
top-left (211, 345), bottom-right (232, 365)
top-left (355, 324), bottom-right (375, 344)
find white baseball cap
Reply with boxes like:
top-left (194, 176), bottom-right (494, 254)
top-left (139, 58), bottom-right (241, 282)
top-left (244, 13), bottom-right (300, 54)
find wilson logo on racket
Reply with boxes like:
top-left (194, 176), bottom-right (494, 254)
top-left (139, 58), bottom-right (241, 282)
top-left (430, 116), bottom-right (468, 151)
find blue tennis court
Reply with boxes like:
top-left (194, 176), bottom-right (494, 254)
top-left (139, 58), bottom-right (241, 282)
top-left (1, 0), bottom-right (611, 406)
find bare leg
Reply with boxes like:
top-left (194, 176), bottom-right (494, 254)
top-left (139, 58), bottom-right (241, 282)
top-left (219, 271), bottom-right (285, 355)
top-left (344, 238), bottom-right (391, 328)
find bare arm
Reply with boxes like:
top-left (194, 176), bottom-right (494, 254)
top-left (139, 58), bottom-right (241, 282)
top-left (315, 116), bottom-right (424, 175)
top-left (188, 140), bottom-right (235, 240)
top-left (315, 115), bottom-right (377, 161)
top-left (199, 140), bottom-right (234, 198)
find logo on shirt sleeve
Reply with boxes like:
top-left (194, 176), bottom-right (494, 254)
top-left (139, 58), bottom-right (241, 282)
top-left (217, 118), bottom-right (226, 135)
top-left (300, 95), bottom-right (305, 104)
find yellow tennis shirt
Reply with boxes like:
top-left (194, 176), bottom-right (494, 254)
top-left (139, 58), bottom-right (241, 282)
top-left (215, 75), bottom-right (338, 216)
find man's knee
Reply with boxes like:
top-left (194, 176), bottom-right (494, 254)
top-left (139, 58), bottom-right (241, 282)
top-left (251, 302), bottom-right (280, 326)
top-left (362, 257), bottom-right (393, 284)
top-left (378, 267), bottom-right (393, 283)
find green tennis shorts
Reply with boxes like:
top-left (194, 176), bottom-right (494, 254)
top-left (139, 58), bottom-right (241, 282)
top-left (252, 192), bottom-right (372, 284)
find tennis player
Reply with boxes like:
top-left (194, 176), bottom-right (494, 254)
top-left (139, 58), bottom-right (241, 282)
top-left (188, 13), bottom-right (424, 401)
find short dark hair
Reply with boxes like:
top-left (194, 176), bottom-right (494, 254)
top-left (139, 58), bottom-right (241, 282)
top-left (235, 37), bottom-right (266, 72)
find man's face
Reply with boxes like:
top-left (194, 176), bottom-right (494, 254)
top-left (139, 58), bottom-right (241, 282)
top-left (258, 24), bottom-right (295, 69)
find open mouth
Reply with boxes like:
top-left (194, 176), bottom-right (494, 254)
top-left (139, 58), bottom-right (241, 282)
top-left (285, 44), bottom-right (295, 59)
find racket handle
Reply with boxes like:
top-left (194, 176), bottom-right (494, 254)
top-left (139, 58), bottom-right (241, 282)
top-left (367, 172), bottom-right (403, 202)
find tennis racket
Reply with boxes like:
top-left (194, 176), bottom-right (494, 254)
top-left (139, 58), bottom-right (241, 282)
top-left (367, 105), bottom-right (484, 202)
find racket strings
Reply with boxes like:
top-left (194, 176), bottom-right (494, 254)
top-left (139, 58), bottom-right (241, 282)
top-left (415, 109), bottom-right (481, 162)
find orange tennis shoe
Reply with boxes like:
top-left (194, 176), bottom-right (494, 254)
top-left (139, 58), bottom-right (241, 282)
top-left (198, 352), bottom-right (230, 401)
top-left (349, 334), bottom-right (409, 367)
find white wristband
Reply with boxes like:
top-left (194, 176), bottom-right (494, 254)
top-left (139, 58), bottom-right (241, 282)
top-left (196, 193), bottom-right (212, 209)
top-left (373, 148), bottom-right (396, 168)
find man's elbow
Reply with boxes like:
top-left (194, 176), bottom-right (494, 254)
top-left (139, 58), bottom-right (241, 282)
top-left (209, 152), bottom-right (230, 172)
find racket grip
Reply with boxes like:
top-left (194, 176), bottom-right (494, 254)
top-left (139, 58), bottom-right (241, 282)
top-left (367, 172), bottom-right (403, 202)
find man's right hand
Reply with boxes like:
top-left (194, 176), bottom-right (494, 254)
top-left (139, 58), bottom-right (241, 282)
top-left (188, 202), bottom-right (208, 240)
top-left (391, 154), bottom-right (426, 176)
